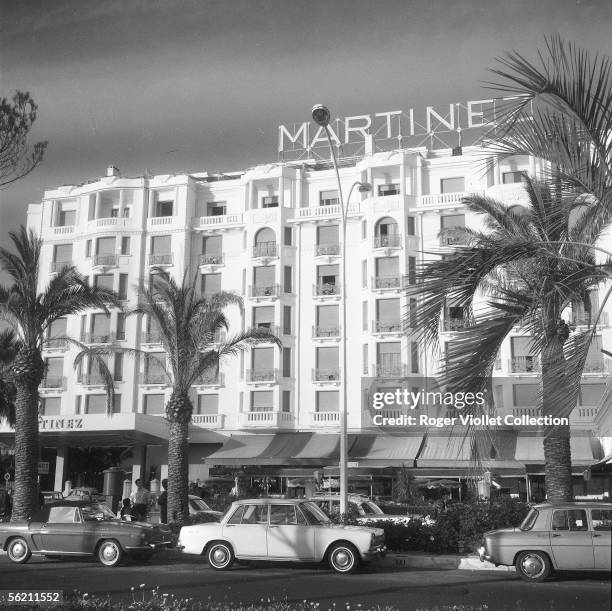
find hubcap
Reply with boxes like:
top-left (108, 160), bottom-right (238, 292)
top-left (11, 542), bottom-right (25, 558)
top-left (102, 544), bottom-right (118, 562)
top-left (522, 554), bottom-right (543, 577)
top-left (212, 547), bottom-right (228, 564)
top-left (334, 549), bottom-right (351, 568)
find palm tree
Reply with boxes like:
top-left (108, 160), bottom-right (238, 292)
top-left (0, 227), bottom-right (121, 520)
top-left (133, 268), bottom-right (280, 523)
top-left (408, 177), bottom-right (611, 502)
top-left (0, 329), bottom-right (20, 427)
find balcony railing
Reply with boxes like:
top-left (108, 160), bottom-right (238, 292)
top-left (439, 233), bottom-right (467, 247)
top-left (312, 368), bottom-right (341, 382)
top-left (51, 225), bottom-right (74, 235)
top-left (141, 331), bottom-right (163, 345)
top-left (312, 325), bottom-right (340, 338)
top-left (240, 411), bottom-right (293, 428)
top-left (374, 320), bottom-right (402, 333)
top-left (572, 406), bottom-right (599, 422)
top-left (92, 253), bottom-right (119, 267)
top-left (195, 214), bottom-right (243, 228)
top-left (199, 253), bottom-right (224, 266)
top-left (40, 376), bottom-right (66, 390)
top-left (43, 338), bottom-right (68, 351)
top-left (81, 333), bottom-right (114, 344)
top-left (373, 235), bottom-right (401, 249)
top-left (78, 372), bottom-right (107, 386)
top-left (193, 372), bottom-right (225, 387)
top-left (246, 369), bottom-right (278, 383)
top-left (373, 276), bottom-right (403, 290)
top-left (315, 244), bottom-right (340, 256)
top-left (311, 411), bottom-right (340, 425)
top-left (87, 217), bottom-right (130, 230)
top-left (510, 356), bottom-right (541, 373)
top-left (420, 192), bottom-right (467, 206)
top-left (148, 216), bottom-right (174, 227)
top-left (191, 413), bottom-right (224, 428)
top-left (372, 363), bottom-right (408, 378)
top-left (313, 282), bottom-right (339, 296)
top-left (512, 407), bottom-right (540, 418)
top-left (148, 253), bottom-right (173, 266)
top-left (252, 242), bottom-right (278, 258)
top-left (442, 318), bottom-right (469, 332)
top-left (572, 312), bottom-right (609, 328)
top-left (254, 324), bottom-right (280, 337)
top-left (250, 284), bottom-right (280, 298)
top-left (139, 372), bottom-right (168, 385)
top-left (50, 260), bottom-right (73, 273)
top-left (295, 202), bottom-right (361, 219)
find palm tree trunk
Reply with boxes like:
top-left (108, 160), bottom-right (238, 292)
top-left (166, 418), bottom-right (190, 524)
top-left (541, 342), bottom-right (573, 502)
top-left (12, 381), bottom-right (40, 520)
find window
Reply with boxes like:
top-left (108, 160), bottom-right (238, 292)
top-left (241, 504), bottom-right (269, 524)
top-left (57, 205), bottom-right (76, 227)
top-left (282, 348), bottom-right (291, 378)
top-left (440, 177), bottom-right (465, 193)
top-left (408, 299), bottom-right (417, 329)
top-left (116, 313), bottom-right (126, 340)
top-left (320, 190), bottom-right (339, 206)
top-left (284, 266), bottom-right (292, 294)
top-left (253, 305), bottom-right (275, 329)
top-left (375, 257), bottom-right (400, 288)
top-left (407, 217), bottom-right (416, 236)
top-left (591, 509), bottom-right (612, 531)
top-left (378, 184), bottom-right (400, 196)
top-left (317, 225), bottom-right (339, 252)
top-left (114, 353), bottom-right (123, 382)
top-left (202, 235), bottom-right (222, 255)
top-left (48, 506), bottom-right (78, 524)
top-left (253, 266), bottom-right (275, 295)
top-left (362, 219), bottom-right (367, 239)
top-left (362, 301), bottom-right (368, 331)
top-left (252, 347), bottom-right (274, 371)
top-left (361, 260), bottom-right (367, 288)
top-left (121, 237), bottom-right (131, 255)
top-left (316, 390), bottom-right (339, 412)
top-left (86, 394), bottom-right (120, 415)
top-left (362, 344), bottom-right (368, 374)
top-left (53, 244), bottom-right (73, 265)
top-left (552, 509), bottom-right (588, 531)
top-left (316, 305), bottom-right (339, 336)
top-left (47, 318), bottom-right (67, 341)
top-left (262, 195), bottom-right (278, 208)
top-left (94, 274), bottom-right (114, 292)
top-left (283, 305), bottom-right (292, 335)
top-left (96, 236), bottom-right (116, 255)
top-left (41, 397), bottom-right (61, 416)
top-left (207, 202), bottom-right (226, 216)
top-left (227, 506), bottom-right (245, 524)
top-left (151, 235), bottom-right (171, 254)
top-left (197, 394), bottom-right (219, 415)
top-left (411, 342), bottom-right (419, 373)
top-left (502, 171), bottom-right (525, 184)
top-left (317, 264), bottom-right (339, 292)
top-left (377, 342), bottom-right (401, 374)
top-left (75, 395), bottom-right (82, 415)
top-left (513, 384), bottom-right (539, 406)
top-left (270, 505), bottom-right (298, 525)
top-left (118, 274), bottom-right (128, 301)
top-left (90, 313), bottom-right (111, 342)
top-left (284, 226), bottom-right (292, 246)
top-left (85, 240), bottom-right (92, 258)
top-left (408, 257), bottom-right (416, 285)
top-left (251, 390), bottom-right (273, 412)
top-left (155, 199), bottom-right (174, 217)
top-left (201, 273), bottom-right (222, 297)
top-left (579, 383), bottom-right (605, 406)
top-left (282, 390), bottom-right (291, 413)
top-left (144, 394), bottom-right (165, 415)
top-left (374, 217), bottom-right (399, 247)
top-left (376, 299), bottom-right (400, 331)
top-left (316, 346), bottom-right (339, 380)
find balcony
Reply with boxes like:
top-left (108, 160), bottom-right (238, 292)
top-left (295, 202), bottom-right (361, 220)
top-left (139, 372), bottom-right (168, 386)
top-left (92, 254), bottom-right (119, 268)
top-left (373, 235), bottom-right (401, 249)
top-left (147, 216), bottom-right (175, 230)
top-left (199, 253), bottom-right (224, 266)
top-left (312, 368), bottom-right (341, 383)
top-left (439, 233), bottom-right (467, 247)
top-left (239, 410), bottom-right (293, 429)
top-left (313, 283), bottom-right (340, 297)
top-left (43, 338), bottom-right (68, 351)
top-left (148, 253), bottom-right (173, 266)
top-left (442, 318), bottom-right (470, 332)
top-left (253, 324), bottom-right (280, 338)
top-left (571, 406), bottom-right (599, 425)
top-left (78, 372), bottom-right (108, 386)
top-left (582, 360), bottom-right (611, 374)
top-left (50, 225), bottom-right (75, 236)
top-left (312, 325), bottom-right (340, 339)
top-left (372, 363), bottom-right (408, 378)
top-left (87, 217), bottom-right (131, 231)
top-left (510, 356), bottom-right (541, 373)
top-left (315, 244), bottom-right (341, 257)
top-left (250, 284), bottom-right (280, 299)
top-left (373, 320), bottom-right (403, 334)
top-left (40, 376), bottom-right (66, 390)
top-left (310, 411), bottom-right (340, 426)
top-left (193, 372), bottom-right (225, 388)
top-left (81, 332), bottom-right (114, 344)
top-left (373, 276), bottom-right (405, 291)
top-left (252, 242), bottom-right (278, 258)
top-left (191, 413), bottom-right (225, 429)
top-left (141, 331), bottom-right (163, 346)
top-left (246, 369), bottom-right (278, 383)
top-left (194, 214), bottom-right (244, 229)
top-left (512, 407), bottom-right (540, 418)
top-left (419, 192), bottom-right (467, 206)
top-left (50, 260), bottom-right (73, 273)
top-left (572, 312), bottom-right (610, 328)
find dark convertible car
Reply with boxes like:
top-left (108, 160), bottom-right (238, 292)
top-left (0, 501), bottom-right (173, 567)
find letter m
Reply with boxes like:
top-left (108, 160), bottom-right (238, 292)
top-left (278, 122), bottom-right (308, 152)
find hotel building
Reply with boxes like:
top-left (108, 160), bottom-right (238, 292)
top-left (1, 144), bottom-right (610, 500)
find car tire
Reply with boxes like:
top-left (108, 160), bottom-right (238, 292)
top-left (327, 542), bottom-right (360, 574)
top-left (207, 541), bottom-right (234, 570)
top-left (97, 539), bottom-right (123, 567)
top-left (515, 551), bottom-right (551, 582)
top-left (7, 537), bottom-right (31, 564)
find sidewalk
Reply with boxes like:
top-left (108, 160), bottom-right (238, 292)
top-left (380, 551), bottom-right (515, 572)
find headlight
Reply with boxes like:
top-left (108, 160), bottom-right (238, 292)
top-left (140, 532), bottom-right (149, 544)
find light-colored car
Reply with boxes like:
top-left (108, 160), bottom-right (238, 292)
top-left (478, 502), bottom-right (612, 582)
top-left (63, 487), bottom-right (105, 502)
top-left (177, 498), bottom-right (386, 574)
top-left (309, 494), bottom-right (407, 524)
top-left (188, 495), bottom-right (223, 519)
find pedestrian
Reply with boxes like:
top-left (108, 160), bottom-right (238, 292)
top-left (158, 478), bottom-right (168, 524)
top-left (117, 498), bottom-right (132, 521)
top-left (129, 478), bottom-right (151, 521)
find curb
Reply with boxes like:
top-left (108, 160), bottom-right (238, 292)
top-left (380, 553), bottom-right (515, 572)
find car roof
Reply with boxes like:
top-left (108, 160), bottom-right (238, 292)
top-left (533, 502), bottom-right (612, 510)
top-left (232, 498), bottom-right (305, 505)
top-left (46, 500), bottom-right (106, 508)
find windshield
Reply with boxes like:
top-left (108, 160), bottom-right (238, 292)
top-left (300, 502), bottom-right (332, 525)
top-left (190, 498), bottom-right (213, 512)
top-left (362, 501), bottom-right (384, 515)
top-left (520, 508), bottom-right (539, 531)
top-left (81, 503), bottom-right (117, 521)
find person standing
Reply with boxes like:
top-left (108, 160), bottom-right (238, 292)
top-left (157, 478), bottom-right (168, 524)
top-left (130, 478), bottom-right (151, 521)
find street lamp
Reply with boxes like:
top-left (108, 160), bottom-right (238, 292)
top-left (311, 104), bottom-right (372, 516)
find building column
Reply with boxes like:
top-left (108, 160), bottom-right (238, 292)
top-left (278, 174), bottom-right (285, 208)
top-left (54, 446), bottom-right (67, 492)
top-left (131, 445), bottom-right (147, 485)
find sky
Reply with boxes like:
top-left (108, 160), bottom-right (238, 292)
top-left (0, 0), bottom-right (611, 243)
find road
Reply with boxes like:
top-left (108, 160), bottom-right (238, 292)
top-left (0, 553), bottom-right (609, 610)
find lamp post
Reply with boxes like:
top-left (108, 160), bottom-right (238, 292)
top-left (311, 104), bottom-right (372, 516)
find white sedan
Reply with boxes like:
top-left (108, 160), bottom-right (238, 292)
top-left (177, 498), bottom-right (386, 574)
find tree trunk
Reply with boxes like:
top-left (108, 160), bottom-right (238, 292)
top-left (12, 379), bottom-right (41, 521)
top-left (166, 391), bottom-right (191, 523)
top-left (541, 342), bottom-right (573, 502)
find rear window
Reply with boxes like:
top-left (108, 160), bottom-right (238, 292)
top-left (591, 509), bottom-right (612, 531)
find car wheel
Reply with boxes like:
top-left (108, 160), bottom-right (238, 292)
top-left (7, 537), bottom-right (31, 564)
top-left (97, 539), bottom-right (123, 567)
top-left (328, 542), bottom-right (359, 574)
top-left (515, 551), bottom-right (551, 582)
top-left (207, 541), bottom-right (234, 570)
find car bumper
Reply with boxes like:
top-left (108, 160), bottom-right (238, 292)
top-left (477, 546), bottom-right (492, 562)
top-left (124, 540), bottom-right (174, 551)
top-left (363, 545), bottom-right (387, 561)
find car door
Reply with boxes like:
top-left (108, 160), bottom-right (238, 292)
top-left (40, 506), bottom-right (89, 553)
top-left (267, 504), bottom-right (315, 560)
top-left (549, 508), bottom-right (594, 570)
top-left (221, 504), bottom-right (268, 558)
top-left (590, 508), bottom-right (611, 570)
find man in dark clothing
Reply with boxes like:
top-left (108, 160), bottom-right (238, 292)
top-left (158, 478), bottom-right (168, 524)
